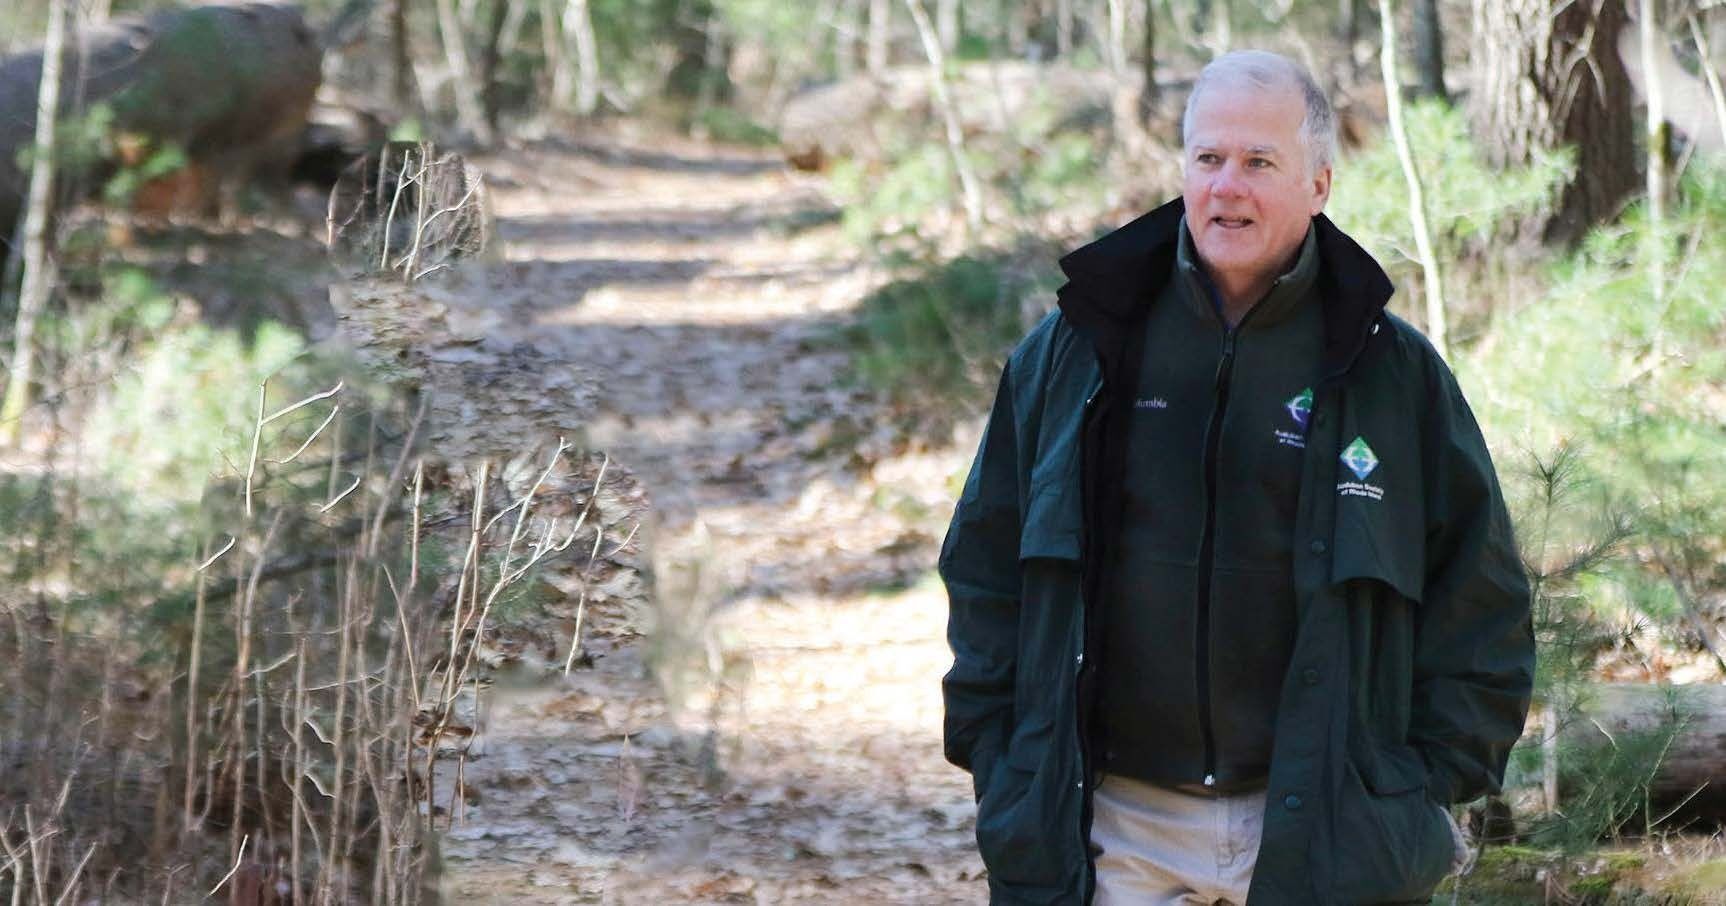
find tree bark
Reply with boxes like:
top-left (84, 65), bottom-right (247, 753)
top-left (0, 0), bottom-right (68, 445)
top-left (391, 0), bottom-right (412, 110)
top-left (1410, 0), bottom-right (1448, 101)
top-left (540, 0), bottom-right (571, 107)
top-left (937, 0), bottom-right (959, 52)
top-left (868, 0), bottom-right (891, 73)
top-left (434, 0), bottom-right (490, 140)
top-left (1380, 0), bottom-right (1449, 359)
top-left (481, 0), bottom-right (511, 134)
top-left (1056, 0), bottom-right (1074, 57)
top-left (563, 0), bottom-right (600, 116)
top-left (1640, 0), bottom-right (1669, 304)
top-left (1138, 0), bottom-right (1158, 124)
top-left (1469, 0), bottom-right (1638, 245)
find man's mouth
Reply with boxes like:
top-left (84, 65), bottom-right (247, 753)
top-left (1212, 217), bottom-right (1254, 229)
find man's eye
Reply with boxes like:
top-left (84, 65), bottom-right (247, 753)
top-left (1248, 158), bottom-right (1272, 168)
top-left (1196, 154), bottom-right (1219, 165)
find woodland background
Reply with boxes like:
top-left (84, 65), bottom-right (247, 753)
top-left (1, 0), bottom-right (1725, 902)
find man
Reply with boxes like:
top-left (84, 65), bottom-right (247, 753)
top-left (939, 50), bottom-right (1533, 905)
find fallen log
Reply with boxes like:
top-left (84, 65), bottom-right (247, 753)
top-left (1558, 682), bottom-right (1726, 826)
top-left (0, 1), bottom-right (322, 242)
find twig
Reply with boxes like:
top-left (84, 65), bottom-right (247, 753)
top-left (206, 834), bottom-right (249, 898)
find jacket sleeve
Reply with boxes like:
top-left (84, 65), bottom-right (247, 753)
top-left (1412, 362), bottom-right (1536, 805)
top-left (939, 361), bottom-right (1023, 800)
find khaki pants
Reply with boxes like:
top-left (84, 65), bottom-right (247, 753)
top-left (1090, 773), bottom-right (1473, 905)
top-left (1090, 774), bottom-right (1266, 906)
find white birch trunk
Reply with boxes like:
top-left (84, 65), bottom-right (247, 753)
top-left (435, 0), bottom-right (491, 140)
top-left (563, 0), bottom-right (600, 116)
top-left (1640, 0), bottom-right (1667, 304)
top-left (541, 0), bottom-right (573, 108)
top-left (1378, 0), bottom-right (1449, 360)
top-left (1, 0), bottom-right (69, 445)
top-left (903, 0), bottom-right (983, 233)
top-left (868, 0), bottom-right (891, 73)
top-left (937, 0), bottom-right (959, 52)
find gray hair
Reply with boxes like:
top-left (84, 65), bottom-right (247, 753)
top-left (1181, 50), bottom-right (1338, 173)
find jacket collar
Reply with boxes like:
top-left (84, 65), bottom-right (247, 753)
top-left (1055, 197), bottom-right (1394, 380)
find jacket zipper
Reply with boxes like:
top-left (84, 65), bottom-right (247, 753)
top-left (1195, 326), bottom-right (1240, 787)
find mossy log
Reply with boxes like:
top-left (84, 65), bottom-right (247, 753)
top-left (0, 2), bottom-right (322, 240)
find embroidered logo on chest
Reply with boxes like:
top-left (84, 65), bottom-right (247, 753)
top-left (1275, 387), bottom-right (1312, 449)
top-left (1337, 436), bottom-right (1385, 501)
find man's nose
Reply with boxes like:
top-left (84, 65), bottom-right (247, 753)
top-left (1212, 162), bottom-right (1247, 198)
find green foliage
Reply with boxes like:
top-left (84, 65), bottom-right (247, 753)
top-left (1328, 100), bottom-right (1570, 293)
top-left (847, 245), bottom-right (1061, 411)
top-left (693, 105), bottom-right (779, 146)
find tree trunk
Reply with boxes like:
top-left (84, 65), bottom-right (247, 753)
top-left (1056, 0), bottom-right (1074, 57)
top-left (391, 0), bottom-right (413, 110)
top-left (868, 0), bottom-right (891, 73)
top-left (1640, 0), bottom-right (1668, 304)
top-left (481, 0), bottom-right (511, 135)
top-left (563, 0), bottom-right (600, 116)
top-left (434, 0), bottom-right (490, 140)
top-left (1340, 0), bottom-right (1365, 79)
top-left (1469, 0), bottom-right (1638, 245)
top-left (0, 0), bottom-right (68, 446)
top-left (1138, 0), bottom-right (1158, 124)
top-left (937, 0), bottom-right (959, 52)
top-left (1105, 0), bottom-right (1127, 74)
top-left (903, 0), bottom-right (983, 233)
top-left (1380, 0), bottom-right (1449, 359)
top-left (540, 0), bottom-right (571, 107)
top-left (1410, 0), bottom-right (1448, 101)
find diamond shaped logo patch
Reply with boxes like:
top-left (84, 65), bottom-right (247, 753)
top-left (1285, 387), bottom-right (1313, 430)
top-left (1340, 436), bottom-right (1379, 480)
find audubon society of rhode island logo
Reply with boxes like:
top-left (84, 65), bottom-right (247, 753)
top-left (1275, 387), bottom-right (1313, 449)
top-left (1337, 436), bottom-right (1385, 500)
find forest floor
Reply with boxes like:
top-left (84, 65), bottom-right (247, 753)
top-left (367, 125), bottom-right (990, 904)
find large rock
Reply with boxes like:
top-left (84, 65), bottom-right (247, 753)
top-left (0, 1), bottom-right (322, 241)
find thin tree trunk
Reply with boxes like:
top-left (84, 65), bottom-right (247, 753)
top-left (391, 0), bottom-right (413, 110)
top-left (904, 0), bottom-right (983, 233)
top-left (434, 0), bottom-right (491, 140)
top-left (0, 0), bottom-right (68, 445)
top-left (541, 0), bottom-right (572, 107)
top-left (937, 0), bottom-right (959, 52)
top-left (836, 0), bottom-right (862, 79)
top-left (1106, 0), bottom-right (1127, 73)
top-left (482, 0), bottom-right (510, 135)
top-left (868, 0), bottom-right (891, 73)
top-left (1380, 0), bottom-right (1449, 359)
top-left (1411, 0), bottom-right (1448, 101)
top-left (1056, 0), bottom-right (1074, 57)
top-left (1138, 0), bottom-right (1158, 123)
top-left (1640, 0), bottom-right (1669, 303)
top-left (1340, 0), bottom-right (1364, 79)
top-left (1690, 14), bottom-right (1726, 150)
top-left (563, 0), bottom-right (600, 116)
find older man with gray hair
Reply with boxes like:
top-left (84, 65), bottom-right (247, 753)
top-left (939, 49), bottom-right (1533, 904)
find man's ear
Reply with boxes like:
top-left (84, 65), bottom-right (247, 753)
top-left (1310, 165), bottom-right (1333, 214)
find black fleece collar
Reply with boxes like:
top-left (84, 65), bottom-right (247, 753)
top-left (1055, 197), bottom-right (1394, 381)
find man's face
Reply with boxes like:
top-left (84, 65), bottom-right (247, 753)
top-left (1182, 81), bottom-right (1331, 290)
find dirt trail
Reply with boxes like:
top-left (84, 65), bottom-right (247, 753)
top-left (424, 128), bottom-right (988, 904)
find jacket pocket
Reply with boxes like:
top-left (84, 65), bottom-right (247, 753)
top-left (1331, 752), bottom-right (1453, 904)
top-left (974, 737), bottom-right (1068, 890)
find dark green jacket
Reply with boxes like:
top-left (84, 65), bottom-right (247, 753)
top-left (939, 199), bottom-right (1534, 905)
